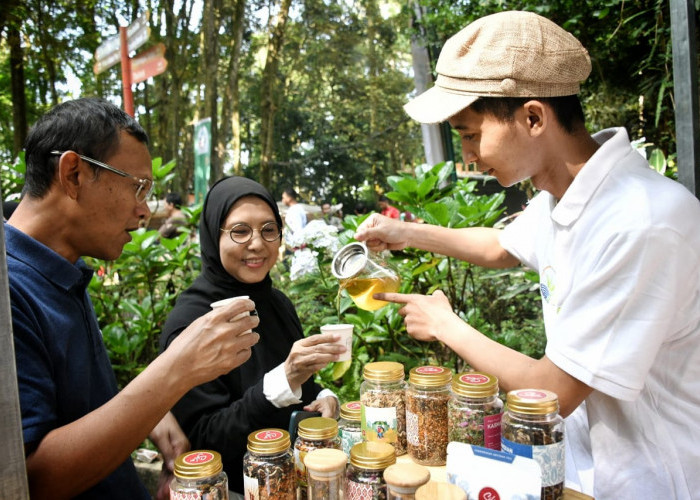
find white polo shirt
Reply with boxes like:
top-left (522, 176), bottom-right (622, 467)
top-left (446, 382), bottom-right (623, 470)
top-left (500, 127), bottom-right (700, 500)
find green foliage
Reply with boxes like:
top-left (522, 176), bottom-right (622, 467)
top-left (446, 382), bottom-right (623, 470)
top-left (0, 151), bottom-right (25, 201)
top-left (278, 162), bottom-right (545, 402)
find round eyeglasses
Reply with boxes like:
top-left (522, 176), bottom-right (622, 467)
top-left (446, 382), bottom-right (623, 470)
top-left (221, 222), bottom-right (282, 244)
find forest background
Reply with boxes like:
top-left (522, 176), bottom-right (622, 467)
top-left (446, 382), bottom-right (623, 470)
top-left (1, 0), bottom-right (698, 398)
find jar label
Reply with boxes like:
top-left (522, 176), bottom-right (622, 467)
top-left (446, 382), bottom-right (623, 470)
top-left (483, 413), bottom-right (502, 450)
top-left (346, 401), bottom-right (362, 410)
top-left (255, 429), bottom-right (283, 441)
top-left (339, 428), bottom-right (363, 456)
top-left (243, 474), bottom-right (260, 500)
top-left (406, 409), bottom-right (419, 446)
top-left (294, 447), bottom-right (308, 488)
top-left (460, 373), bottom-right (489, 385)
top-left (361, 405), bottom-right (397, 444)
top-left (182, 451), bottom-right (214, 465)
top-left (513, 389), bottom-right (547, 400)
top-left (416, 366), bottom-right (446, 375)
top-left (346, 480), bottom-right (375, 500)
top-left (501, 438), bottom-right (564, 487)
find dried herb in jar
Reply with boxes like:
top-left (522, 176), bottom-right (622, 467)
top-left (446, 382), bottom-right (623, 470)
top-left (448, 372), bottom-right (503, 450)
top-left (346, 442), bottom-right (396, 500)
top-left (243, 429), bottom-right (295, 500)
top-left (405, 366), bottom-right (451, 465)
top-left (360, 361), bottom-right (407, 456)
top-left (170, 450), bottom-right (229, 500)
top-left (294, 417), bottom-right (341, 500)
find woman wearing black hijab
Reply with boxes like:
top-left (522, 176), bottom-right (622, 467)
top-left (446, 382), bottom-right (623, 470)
top-left (160, 177), bottom-right (342, 495)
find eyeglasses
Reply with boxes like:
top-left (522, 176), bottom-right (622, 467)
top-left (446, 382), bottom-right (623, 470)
top-left (221, 222), bottom-right (282, 244)
top-left (51, 150), bottom-right (154, 203)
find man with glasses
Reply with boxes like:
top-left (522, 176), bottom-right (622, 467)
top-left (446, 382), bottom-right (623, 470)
top-left (5, 98), bottom-right (260, 499)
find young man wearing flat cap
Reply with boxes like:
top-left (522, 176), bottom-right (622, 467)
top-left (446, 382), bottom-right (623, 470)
top-left (356, 11), bottom-right (700, 500)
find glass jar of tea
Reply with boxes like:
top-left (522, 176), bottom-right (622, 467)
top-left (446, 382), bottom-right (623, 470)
top-left (304, 448), bottom-right (347, 500)
top-left (346, 442), bottom-right (396, 500)
top-left (360, 361), bottom-right (407, 455)
top-left (501, 389), bottom-right (565, 500)
top-left (338, 401), bottom-right (363, 457)
top-left (405, 365), bottom-right (452, 465)
top-left (243, 428), bottom-right (295, 499)
top-left (331, 242), bottom-right (400, 311)
top-left (294, 416), bottom-right (342, 500)
top-left (170, 450), bottom-right (228, 500)
top-left (383, 462), bottom-right (431, 500)
top-left (448, 371), bottom-right (503, 450)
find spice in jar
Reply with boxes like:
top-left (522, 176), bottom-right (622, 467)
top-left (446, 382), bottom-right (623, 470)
top-left (303, 448), bottom-right (347, 500)
top-left (501, 389), bottom-right (565, 500)
top-left (294, 416), bottom-right (342, 500)
top-left (346, 441), bottom-right (396, 500)
top-left (338, 401), bottom-right (363, 457)
top-left (448, 371), bottom-right (503, 450)
top-left (243, 428), bottom-right (295, 500)
top-left (405, 365), bottom-right (451, 465)
top-left (360, 361), bottom-right (407, 455)
top-left (383, 461), bottom-right (431, 500)
top-left (170, 450), bottom-right (229, 500)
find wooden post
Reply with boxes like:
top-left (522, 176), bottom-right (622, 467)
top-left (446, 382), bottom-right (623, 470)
top-left (670, 0), bottom-right (700, 198)
top-left (120, 26), bottom-right (134, 117)
top-left (0, 218), bottom-right (30, 497)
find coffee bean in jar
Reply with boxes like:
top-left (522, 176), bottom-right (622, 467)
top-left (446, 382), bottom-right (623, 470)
top-left (338, 401), bottom-right (363, 457)
top-left (243, 428), bottom-right (295, 500)
top-left (448, 371), bottom-right (503, 450)
top-left (360, 361), bottom-right (407, 455)
top-left (170, 450), bottom-right (228, 500)
top-left (405, 365), bottom-right (451, 465)
top-left (346, 441), bottom-right (396, 500)
top-left (294, 416), bottom-right (341, 500)
top-left (501, 389), bottom-right (565, 500)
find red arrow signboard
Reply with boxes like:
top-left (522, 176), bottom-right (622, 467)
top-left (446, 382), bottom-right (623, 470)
top-left (93, 10), bottom-right (150, 75)
top-left (131, 56), bottom-right (168, 84)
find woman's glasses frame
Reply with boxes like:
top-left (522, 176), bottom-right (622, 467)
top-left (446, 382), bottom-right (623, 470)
top-left (221, 221), bottom-right (282, 244)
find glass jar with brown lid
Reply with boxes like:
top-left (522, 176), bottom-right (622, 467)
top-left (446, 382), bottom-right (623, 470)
top-left (501, 389), bottom-right (565, 500)
top-left (304, 448), bottom-right (347, 500)
top-left (243, 428), bottom-right (295, 500)
top-left (346, 441), bottom-right (397, 500)
top-left (360, 361), bottom-right (407, 455)
top-left (383, 461), bottom-right (431, 500)
top-left (294, 416), bottom-right (341, 500)
top-left (170, 450), bottom-right (228, 500)
top-left (405, 365), bottom-right (452, 465)
top-left (448, 371), bottom-right (503, 450)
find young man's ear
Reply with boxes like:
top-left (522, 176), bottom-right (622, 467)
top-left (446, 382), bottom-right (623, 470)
top-left (523, 100), bottom-right (547, 136)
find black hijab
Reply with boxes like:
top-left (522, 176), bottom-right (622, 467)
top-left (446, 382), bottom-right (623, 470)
top-left (160, 176), bottom-right (291, 348)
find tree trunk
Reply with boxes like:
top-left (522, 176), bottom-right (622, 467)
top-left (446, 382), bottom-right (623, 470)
top-left (8, 16), bottom-right (27, 159)
top-left (202, 0), bottom-right (222, 183)
top-left (259, 0), bottom-right (292, 189)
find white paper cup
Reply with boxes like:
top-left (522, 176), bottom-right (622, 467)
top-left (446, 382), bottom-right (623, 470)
top-left (320, 324), bottom-right (353, 361)
top-left (210, 296), bottom-right (252, 331)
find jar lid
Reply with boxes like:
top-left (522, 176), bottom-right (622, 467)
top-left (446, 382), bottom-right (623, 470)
top-left (363, 361), bottom-right (405, 382)
top-left (173, 450), bottom-right (223, 479)
top-left (415, 481), bottom-right (467, 500)
top-left (349, 442), bottom-right (396, 470)
top-left (303, 448), bottom-right (347, 474)
top-left (451, 372), bottom-right (499, 397)
top-left (247, 428), bottom-right (291, 454)
top-left (383, 462), bottom-right (431, 490)
top-left (340, 401), bottom-right (362, 421)
top-left (297, 416), bottom-right (339, 440)
top-left (409, 365), bottom-right (452, 387)
top-left (506, 389), bottom-right (559, 415)
top-left (331, 242), bottom-right (368, 279)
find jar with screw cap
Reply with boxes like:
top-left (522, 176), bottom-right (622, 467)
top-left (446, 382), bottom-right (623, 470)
top-left (304, 448), bottom-right (347, 500)
top-left (338, 401), bottom-right (363, 457)
top-left (360, 361), bottom-right (407, 455)
top-left (243, 428), bottom-right (295, 499)
top-left (346, 441), bottom-right (396, 500)
top-left (501, 389), bottom-right (565, 500)
top-left (383, 461), bottom-right (431, 500)
top-left (448, 371), bottom-right (503, 450)
top-left (294, 416), bottom-right (341, 500)
top-left (405, 365), bottom-right (451, 465)
top-left (170, 450), bottom-right (228, 500)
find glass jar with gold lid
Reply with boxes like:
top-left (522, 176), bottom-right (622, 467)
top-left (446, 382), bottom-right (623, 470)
top-left (338, 401), bottom-right (363, 457)
top-left (501, 389), bottom-right (565, 500)
top-left (294, 416), bottom-right (341, 500)
top-left (405, 365), bottom-right (452, 465)
top-left (360, 361), bottom-right (407, 455)
top-left (448, 371), bottom-right (503, 450)
top-left (346, 441), bottom-right (397, 500)
top-left (243, 428), bottom-right (295, 499)
top-left (170, 450), bottom-right (228, 500)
